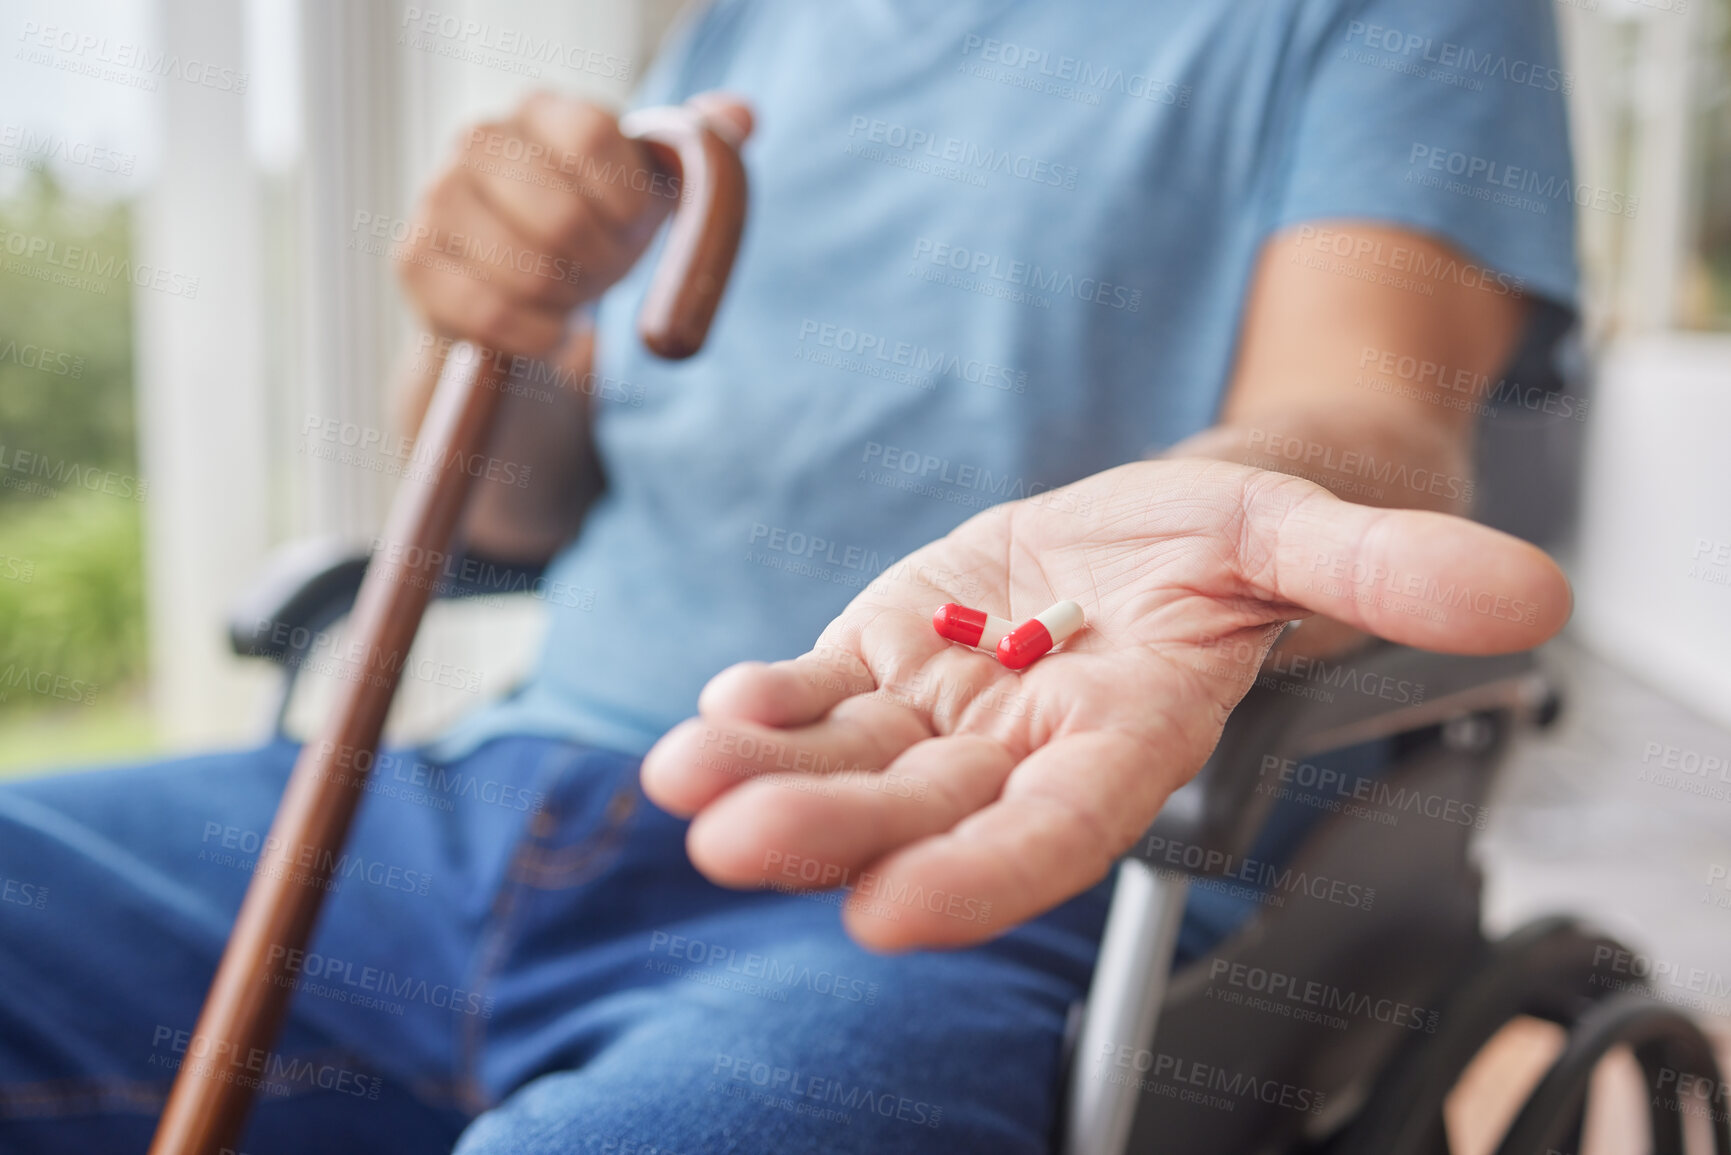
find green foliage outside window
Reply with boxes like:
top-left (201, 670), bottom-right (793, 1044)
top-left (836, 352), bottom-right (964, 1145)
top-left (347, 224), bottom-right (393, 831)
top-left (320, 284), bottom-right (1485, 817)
top-left (0, 166), bottom-right (147, 737)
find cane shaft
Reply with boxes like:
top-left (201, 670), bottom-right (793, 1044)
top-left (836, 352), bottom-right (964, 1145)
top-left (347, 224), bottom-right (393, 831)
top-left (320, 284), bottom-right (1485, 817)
top-left (147, 346), bottom-right (506, 1155)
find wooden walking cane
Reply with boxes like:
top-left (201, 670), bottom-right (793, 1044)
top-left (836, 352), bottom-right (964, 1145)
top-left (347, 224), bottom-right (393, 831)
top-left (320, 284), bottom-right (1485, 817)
top-left (148, 105), bottom-right (747, 1155)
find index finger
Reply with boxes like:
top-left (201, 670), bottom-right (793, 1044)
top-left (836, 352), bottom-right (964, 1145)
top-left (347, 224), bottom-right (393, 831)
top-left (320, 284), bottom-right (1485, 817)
top-left (842, 728), bottom-right (1181, 951)
top-left (467, 95), bottom-right (664, 254)
top-left (697, 606), bottom-right (944, 728)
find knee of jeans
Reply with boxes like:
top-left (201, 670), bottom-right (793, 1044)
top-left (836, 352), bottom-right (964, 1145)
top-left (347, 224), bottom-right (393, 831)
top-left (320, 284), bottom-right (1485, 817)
top-left (449, 1105), bottom-right (545, 1155)
top-left (448, 1108), bottom-right (519, 1155)
top-left (454, 1062), bottom-right (1043, 1155)
top-left (452, 1072), bottom-right (686, 1155)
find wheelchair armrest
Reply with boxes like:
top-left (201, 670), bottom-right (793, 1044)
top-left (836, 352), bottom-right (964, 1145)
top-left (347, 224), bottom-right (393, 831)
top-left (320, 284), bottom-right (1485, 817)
top-left (228, 537), bottom-right (370, 663)
top-left (228, 537), bottom-right (551, 665)
top-left (1136, 642), bottom-right (1556, 873)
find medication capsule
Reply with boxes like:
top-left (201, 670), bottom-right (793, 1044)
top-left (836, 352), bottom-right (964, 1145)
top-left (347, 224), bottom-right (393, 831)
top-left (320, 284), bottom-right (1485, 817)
top-left (932, 603), bottom-right (1015, 652)
top-left (996, 600), bottom-right (1085, 670)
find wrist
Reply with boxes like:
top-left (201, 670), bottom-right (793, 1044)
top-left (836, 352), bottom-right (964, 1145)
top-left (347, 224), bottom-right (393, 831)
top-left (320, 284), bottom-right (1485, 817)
top-left (1156, 425), bottom-right (1248, 464)
top-left (1157, 411), bottom-right (1473, 516)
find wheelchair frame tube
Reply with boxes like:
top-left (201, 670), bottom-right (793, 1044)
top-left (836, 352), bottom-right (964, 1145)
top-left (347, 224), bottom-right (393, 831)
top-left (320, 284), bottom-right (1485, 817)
top-left (1064, 858), bottom-right (1190, 1155)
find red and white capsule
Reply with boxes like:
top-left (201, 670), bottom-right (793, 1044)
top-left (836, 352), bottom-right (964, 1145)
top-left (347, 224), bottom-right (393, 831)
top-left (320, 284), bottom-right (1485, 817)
top-left (996, 600), bottom-right (1085, 670)
top-left (932, 603), bottom-right (1015, 652)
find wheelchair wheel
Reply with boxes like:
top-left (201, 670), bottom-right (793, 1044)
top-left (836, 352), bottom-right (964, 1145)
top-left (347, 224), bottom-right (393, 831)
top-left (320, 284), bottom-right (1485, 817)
top-left (1492, 990), bottom-right (1730, 1155)
top-left (1322, 917), bottom-right (1633, 1155)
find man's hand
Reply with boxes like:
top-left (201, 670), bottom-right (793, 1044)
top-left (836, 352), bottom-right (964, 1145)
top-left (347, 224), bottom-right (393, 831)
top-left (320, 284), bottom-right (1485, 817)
top-left (397, 90), bottom-right (752, 358)
top-left (641, 459), bottom-right (1569, 952)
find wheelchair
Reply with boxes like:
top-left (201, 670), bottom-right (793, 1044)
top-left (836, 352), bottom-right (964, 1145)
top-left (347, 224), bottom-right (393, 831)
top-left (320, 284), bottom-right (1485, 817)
top-left (226, 311), bottom-right (1727, 1155)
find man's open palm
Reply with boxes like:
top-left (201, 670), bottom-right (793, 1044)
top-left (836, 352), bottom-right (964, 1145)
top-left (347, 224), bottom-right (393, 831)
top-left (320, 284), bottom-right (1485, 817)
top-left (641, 459), bottom-right (1570, 952)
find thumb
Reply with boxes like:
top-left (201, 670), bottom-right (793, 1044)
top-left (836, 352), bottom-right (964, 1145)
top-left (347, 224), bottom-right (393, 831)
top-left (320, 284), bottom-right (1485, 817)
top-left (686, 90), bottom-right (755, 147)
top-left (1247, 473), bottom-right (1574, 654)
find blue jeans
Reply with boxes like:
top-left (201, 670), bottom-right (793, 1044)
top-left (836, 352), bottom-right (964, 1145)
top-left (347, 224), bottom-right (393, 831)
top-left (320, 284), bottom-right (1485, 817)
top-left (0, 736), bottom-right (1112, 1154)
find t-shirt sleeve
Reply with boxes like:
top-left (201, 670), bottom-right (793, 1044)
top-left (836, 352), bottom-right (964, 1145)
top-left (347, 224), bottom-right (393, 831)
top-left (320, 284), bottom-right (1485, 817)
top-left (1272, 0), bottom-right (1579, 308)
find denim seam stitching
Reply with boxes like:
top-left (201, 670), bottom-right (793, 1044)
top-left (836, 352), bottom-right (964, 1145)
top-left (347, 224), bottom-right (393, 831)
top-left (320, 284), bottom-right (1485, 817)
top-left (512, 779), bottom-right (639, 890)
top-left (452, 740), bottom-right (602, 1113)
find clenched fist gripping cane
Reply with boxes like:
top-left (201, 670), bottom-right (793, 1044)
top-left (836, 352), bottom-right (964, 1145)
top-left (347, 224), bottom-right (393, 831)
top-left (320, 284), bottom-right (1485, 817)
top-left (148, 106), bottom-right (747, 1155)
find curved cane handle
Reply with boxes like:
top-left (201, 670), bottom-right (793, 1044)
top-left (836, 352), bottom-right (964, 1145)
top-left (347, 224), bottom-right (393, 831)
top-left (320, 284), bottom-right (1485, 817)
top-left (621, 105), bottom-right (748, 360)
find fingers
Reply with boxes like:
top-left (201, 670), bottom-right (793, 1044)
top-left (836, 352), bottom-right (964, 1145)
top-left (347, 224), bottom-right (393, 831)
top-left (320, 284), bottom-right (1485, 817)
top-left (685, 735), bottom-right (1016, 888)
top-left (504, 92), bottom-right (668, 236)
top-left (1245, 472), bottom-right (1572, 653)
top-left (640, 694), bottom-right (932, 817)
top-left (458, 100), bottom-right (652, 292)
top-left (396, 207), bottom-right (571, 359)
top-left (434, 174), bottom-right (590, 307)
top-left (841, 730), bottom-right (1176, 952)
top-left (696, 647), bottom-right (874, 729)
top-left (699, 600), bottom-right (964, 729)
top-left (397, 165), bottom-right (589, 354)
top-left (398, 92), bottom-right (680, 355)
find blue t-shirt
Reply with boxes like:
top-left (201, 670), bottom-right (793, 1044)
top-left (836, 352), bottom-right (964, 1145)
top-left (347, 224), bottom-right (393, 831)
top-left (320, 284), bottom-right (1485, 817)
top-left (433, 0), bottom-right (1577, 760)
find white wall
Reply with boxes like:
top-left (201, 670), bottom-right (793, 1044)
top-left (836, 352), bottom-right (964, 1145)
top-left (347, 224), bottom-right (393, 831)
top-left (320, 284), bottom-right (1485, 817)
top-left (1573, 336), bottom-right (1731, 730)
top-left (1562, 0), bottom-right (1731, 727)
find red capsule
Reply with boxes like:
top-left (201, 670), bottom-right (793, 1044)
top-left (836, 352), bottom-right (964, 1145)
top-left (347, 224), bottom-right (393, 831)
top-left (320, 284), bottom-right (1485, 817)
top-left (996, 601), bottom-right (1085, 670)
top-left (932, 603), bottom-right (1014, 651)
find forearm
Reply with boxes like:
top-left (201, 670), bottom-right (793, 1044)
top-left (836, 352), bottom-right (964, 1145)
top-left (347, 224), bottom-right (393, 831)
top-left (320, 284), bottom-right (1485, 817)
top-left (1164, 222), bottom-right (1533, 520)
top-left (392, 325), bottom-right (604, 564)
